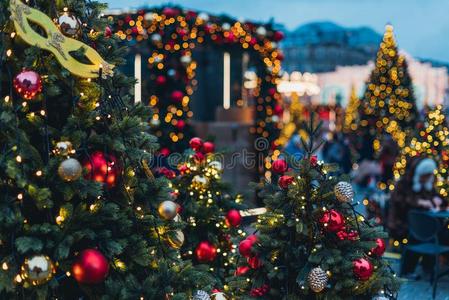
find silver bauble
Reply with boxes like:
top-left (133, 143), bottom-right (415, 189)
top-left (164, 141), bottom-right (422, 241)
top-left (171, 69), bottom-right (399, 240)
top-left (334, 181), bottom-right (354, 203)
top-left (308, 267), bottom-right (328, 293)
top-left (58, 158), bottom-right (82, 182)
top-left (158, 200), bottom-right (178, 220)
top-left (256, 26), bottom-right (267, 37)
top-left (151, 33), bottom-right (162, 43)
top-left (197, 12), bottom-right (209, 22)
top-left (180, 55), bottom-right (192, 66)
top-left (57, 12), bottom-right (81, 37)
top-left (21, 255), bottom-right (55, 286)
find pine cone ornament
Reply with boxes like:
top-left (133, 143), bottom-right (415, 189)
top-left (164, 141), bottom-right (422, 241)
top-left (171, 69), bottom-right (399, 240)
top-left (308, 267), bottom-right (328, 293)
top-left (334, 181), bottom-right (354, 202)
top-left (193, 290), bottom-right (211, 300)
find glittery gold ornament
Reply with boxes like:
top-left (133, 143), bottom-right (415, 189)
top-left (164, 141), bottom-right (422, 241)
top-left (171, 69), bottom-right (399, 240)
top-left (58, 158), bottom-right (82, 181)
top-left (308, 267), bottom-right (328, 293)
top-left (20, 255), bottom-right (55, 286)
top-left (192, 175), bottom-right (209, 189)
top-left (166, 230), bottom-right (184, 249)
top-left (158, 200), bottom-right (178, 220)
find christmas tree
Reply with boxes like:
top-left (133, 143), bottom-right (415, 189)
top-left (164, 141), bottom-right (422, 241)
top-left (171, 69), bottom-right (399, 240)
top-left (229, 119), bottom-right (400, 299)
top-left (343, 85), bottom-right (360, 133)
top-left (394, 105), bottom-right (449, 198)
top-left (169, 137), bottom-right (245, 292)
top-left (0, 0), bottom-right (211, 298)
top-left (358, 24), bottom-right (417, 159)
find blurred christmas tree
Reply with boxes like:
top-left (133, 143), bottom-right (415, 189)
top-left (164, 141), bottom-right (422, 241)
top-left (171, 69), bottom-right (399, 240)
top-left (357, 24), bottom-right (417, 160)
top-left (168, 137), bottom-right (245, 294)
top-left (344, 85), bottom-right (360, 133)
top-left (394, 105), bottom-right (449, 198)
top-left (0, 0), bottom-right (211, 298)
top-left (229, 119), bottom-right (400, 299)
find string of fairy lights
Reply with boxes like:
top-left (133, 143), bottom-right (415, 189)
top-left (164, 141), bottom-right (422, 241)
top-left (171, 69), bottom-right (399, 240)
top-left (109, 7), bottom-right (284, 175)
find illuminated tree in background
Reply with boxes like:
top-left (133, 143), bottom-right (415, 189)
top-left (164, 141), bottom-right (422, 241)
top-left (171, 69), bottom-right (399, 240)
top-left (358, 25), bottom-right (417, 160)
top-left (170, 138), bottom-right (244, 292)
top-left (343, 85), bottom-right (360, 133)
top-left (394, 105), bottom-right (449, 198)
top-left (112, 7), bottom-right (284, 171)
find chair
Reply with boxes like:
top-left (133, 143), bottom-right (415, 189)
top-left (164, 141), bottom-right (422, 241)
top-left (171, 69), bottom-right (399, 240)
top-left (402, 210), bottom-right (449, 299)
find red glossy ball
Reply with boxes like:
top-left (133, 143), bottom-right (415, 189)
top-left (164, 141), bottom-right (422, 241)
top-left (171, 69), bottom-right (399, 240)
top-left (353, 258), bottom-right (374, 281)
top-left (195, 241), bottom-right (217, 262)
top-left (159, 147), bottom-right (171, 157)
top-left (239, 239), bottom-right (255, 257)
top-left (225, 209), bottom-right (242, 227)
top-left (175, 119), bottom-right (185, 130)
top-left (247, 234), bottom-right (258, 243)
top-left (247, 256), bottom-right (262, 269)
top-left (371, 238), bottom-right (386, 256)
top-left (273, 31), bottom-right (284, 42)
top-left (202, 141), bottom-right (215, 154)
top-left (278, 175), bottom-right (294, 189)
top-left (83, 151), bottom-right (120, 188)
top-left (72, 249), bottom-right (109, 284)
top-left (235, 265), bottom-right (250, 276)
top-left (193, 152), bottom-right (205, 163)
top-left (171, 90), bottom-right (184, 102)
top-left (273, 104), bottom-right (283, 116)
top-left (14, 70), bottom-right (42, 100)
top-left (189, 137), bottom-right (203, 151)
top-left (268, 87), bottom-right (277, 96)
top-left (155, 75), bottom-right (167, 85)
top-left (104, 26), bottom-right (112, 38)
top-left (319, 209), bottom-right (345, 232)
top-left (272, 159), bottom-right (288, 174)
top-left (162, 7), bottom-right (179, 18)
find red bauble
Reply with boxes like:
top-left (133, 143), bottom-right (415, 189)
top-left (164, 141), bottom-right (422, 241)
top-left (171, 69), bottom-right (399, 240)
top-left (277, 51), bottom-right (284, 61)
top-left (175, 119), bottom-right (186, 130)
top-left (268, 87), bottom-right (277, 96)
top-left (159, 147), bottom-right (171, 157)
top-left (273, 104), bottom-right (283, 117)
top-left (178, 164), bottom-right (189, 174)
top-left (235, 265), bottom-right (250, 276)
top-left (189, 137), bottom-right (203, 151)
top-left (247, 256), bottom-right (262, 269)
top-left (162, 7), bottom-right (179, 18)
top-left (225, 209), bottom-right (242, 227)
top-left (83, 151), bottom-right (121, 188)
top-left (272, 159), bottom-right (288, 174)
top-left (278, 175), bottom-right (294, 189)
top-left (273, 31), bottom-right (284, 42)
top-left (104, 26), bottom-right (112, 38)
top-left (193, 152), bottom-right (205, 163)
top-left (239, 239), bottom-right (255, 257)
top-left (249, 37), bottom-right (258, 46)
top-left (72, 249), bottom-right (109, 284)
top-left (370, 238), bottom-right (386, 256)
top-left (353, 258), bottom-right (374, 281)
top-left (195, 241), bottom-right (217, 262)
top-left (247, 234), bottom-right (258, 243)
top-left (155, 75), bottom-right (167, 85)
top-left (250, 284), bottom-right (270, 297)
top-left (171, 90), bottom-right (184, 102)
top-left (319, 209), bottom-right (345, 232)
top-left (310, 155), bottom-right (318, 166)
top-left (13, 70), bottom-right (42, 100)
top-left (202, 141), bottom-right (215, 154)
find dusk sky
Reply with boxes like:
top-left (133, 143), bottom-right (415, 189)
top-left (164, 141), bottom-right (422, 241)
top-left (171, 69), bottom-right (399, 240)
top-left (105, 0), bottom-right (449, 63)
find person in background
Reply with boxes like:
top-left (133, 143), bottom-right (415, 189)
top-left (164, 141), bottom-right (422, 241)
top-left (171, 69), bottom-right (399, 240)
top-left (388, 157), bottom-right (446, 277)
top-left (351, 160), bottom-right (382, 218)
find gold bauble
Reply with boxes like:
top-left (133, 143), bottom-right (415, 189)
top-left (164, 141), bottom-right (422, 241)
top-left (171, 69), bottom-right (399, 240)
top-left (54, 141), bottom-right (73, 156)
top-left (58, 158), bottom-right (82, 181)
top-left (57, 12), bottom-right (81, 37)
top-left (166, 230), bottom-right (184, 249)
top-left (192, 175), bottom-right (209, 189)
top-left (158, 200), bottom-right (178, 220)
top-left (20, 255), bottom-right (55, 286)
